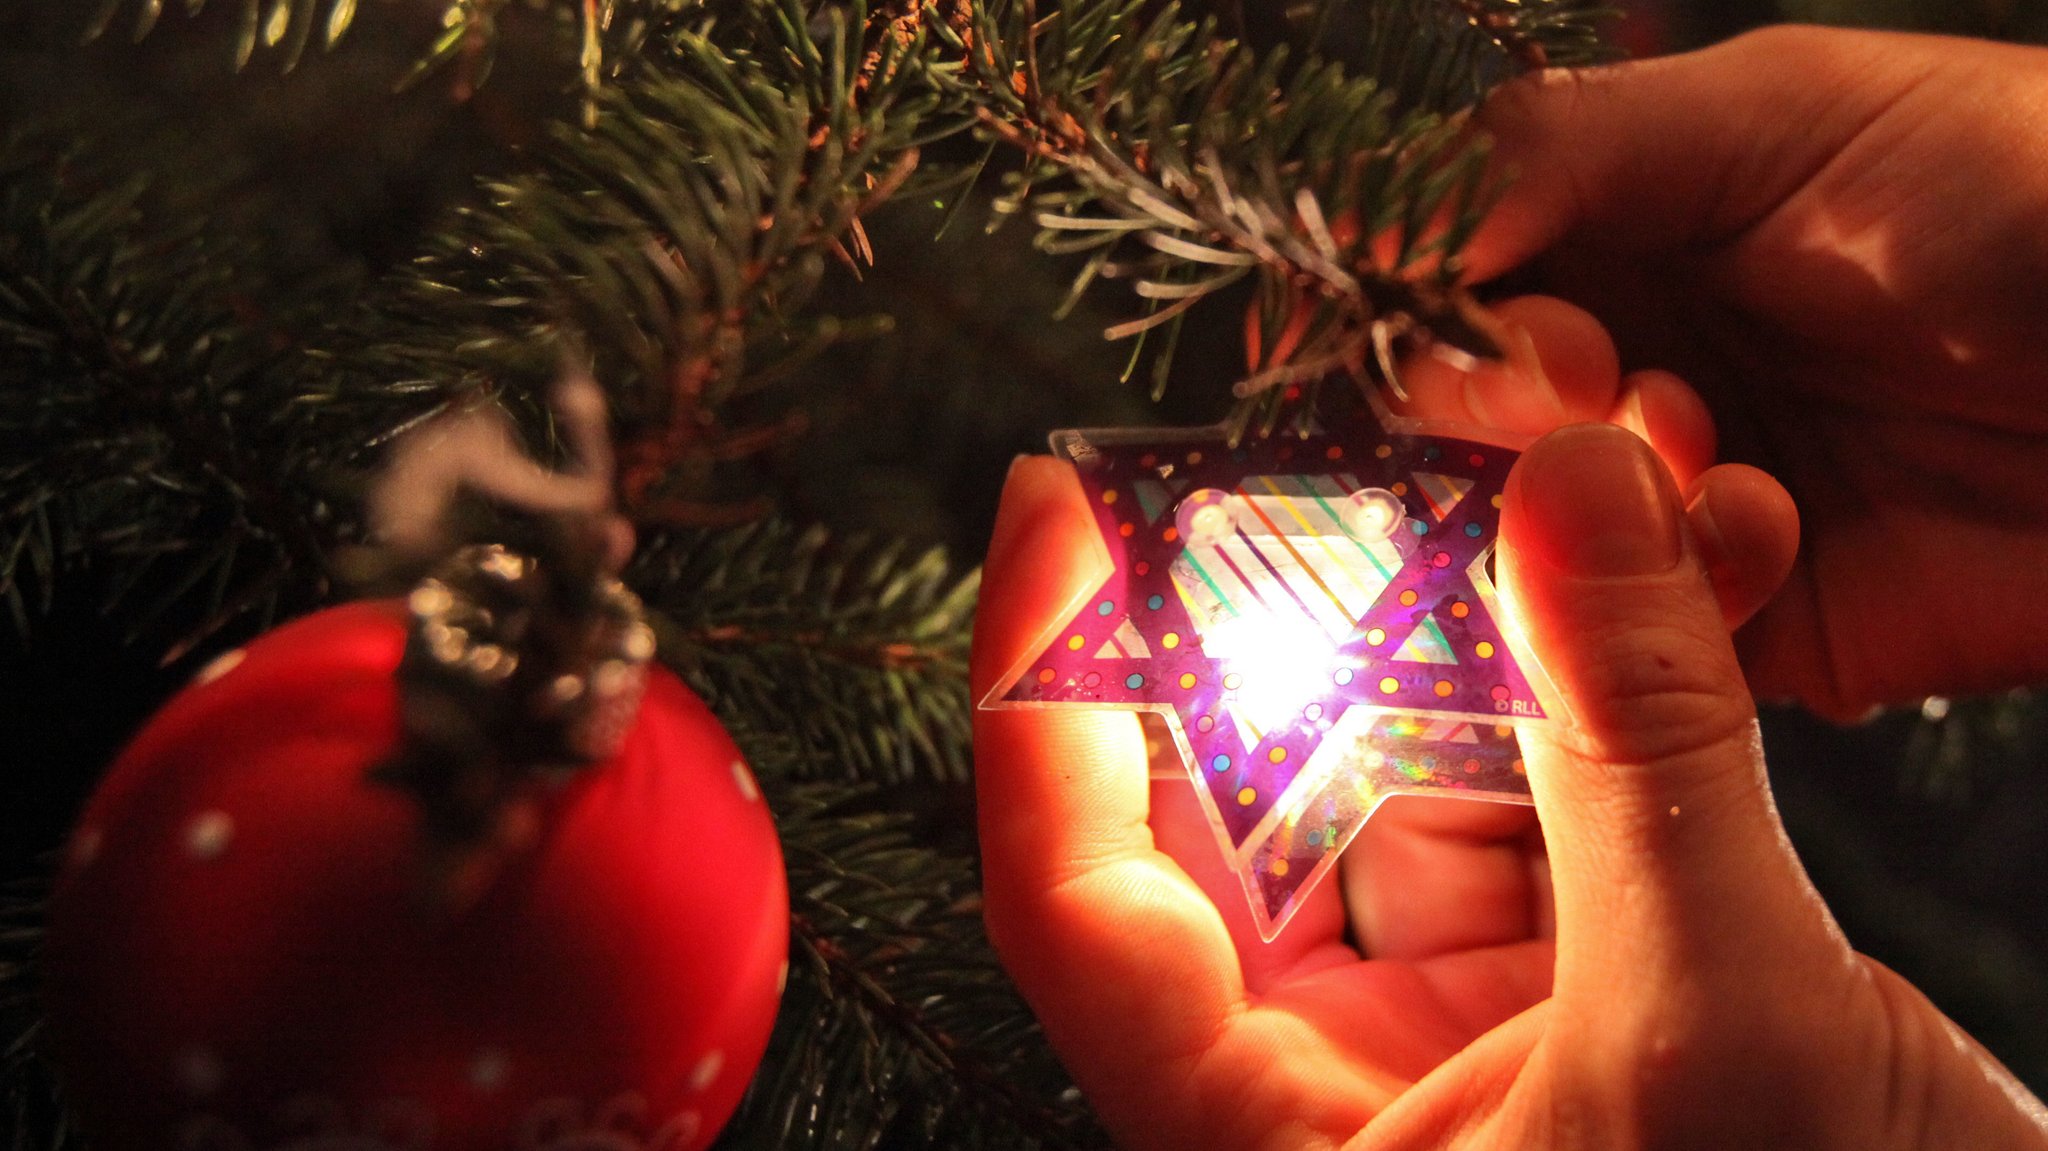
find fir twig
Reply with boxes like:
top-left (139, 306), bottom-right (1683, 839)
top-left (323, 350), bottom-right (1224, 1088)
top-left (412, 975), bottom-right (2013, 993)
top-left (81, 0), bottom-right (367, 71)
top-left (325, 1), bottom-right (955, 527)
top-left (640, 520), bottom-right (978, 784)
top-left (0, 138), bottom-right (330, 647)
top-left (943, 0), bottom-right (1611, 411)
top-left (721, 780), bottom-right (1104, 1150)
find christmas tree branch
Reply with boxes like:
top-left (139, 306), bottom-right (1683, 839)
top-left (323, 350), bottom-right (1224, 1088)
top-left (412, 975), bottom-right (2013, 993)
top-left (320, 0), bottom-right (957, 529)
top-left (0, 0), bottom-right (982, 647)
top-left (641, 520), bottom-right (978, 784)
top-left (727, 780), bottom-right (1103, 1150)
top-left (55, 0), bottom-right (1617, 439)
top-left (0, 140), bottom-right (328, 647)
top-left (940, 0), bottom-right (1611, 412)
top-left (82, 0), bottom-right (364, 71)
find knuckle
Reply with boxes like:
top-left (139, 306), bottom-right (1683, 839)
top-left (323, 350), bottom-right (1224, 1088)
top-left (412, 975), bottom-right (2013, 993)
top-left (1475, 69), bottom-right (1545, 128)
top-left (1566, 618), bottom-right (1757, 766)
top-left (1864, 960), bottom-right (1948, 1150)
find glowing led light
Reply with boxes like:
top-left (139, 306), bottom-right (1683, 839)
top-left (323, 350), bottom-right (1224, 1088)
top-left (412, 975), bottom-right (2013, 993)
top-left (1199, 610), bottom-right (1340, 730)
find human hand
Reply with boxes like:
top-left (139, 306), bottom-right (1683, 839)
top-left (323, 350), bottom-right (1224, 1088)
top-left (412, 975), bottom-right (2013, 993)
top-left (1465, 26), bottom-right (2048, 718)
top-left (972, 314), bottom-right (2048, 1149)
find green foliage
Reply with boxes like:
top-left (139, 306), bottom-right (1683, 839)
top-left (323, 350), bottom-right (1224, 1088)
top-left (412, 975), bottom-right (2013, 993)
top-left (83, 0), bottom-right (365, 70)
top-left (946, 0), bottom-right (1613, 427)
top-left (643, 520), bottom-right (979, 785)
top-left (722, 779), bottom-right (1103, 1150)
top-left (0, 137), bottom-right (331, 652)
top-left (321, 0), bottom-right (957, 525)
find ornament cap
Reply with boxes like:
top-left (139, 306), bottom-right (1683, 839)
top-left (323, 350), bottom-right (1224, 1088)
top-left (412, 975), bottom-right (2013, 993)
top-left (380, 539), bottom-right (659, 907)
top-left (405, 543), bottom-right (655, 762)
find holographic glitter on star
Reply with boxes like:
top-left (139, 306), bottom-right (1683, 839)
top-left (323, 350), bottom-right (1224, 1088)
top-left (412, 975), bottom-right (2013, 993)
top-left (983, 404), bottom-right (1560, 939)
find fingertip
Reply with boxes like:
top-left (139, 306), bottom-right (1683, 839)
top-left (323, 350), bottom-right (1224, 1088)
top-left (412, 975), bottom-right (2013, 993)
top-left (974, 455), bottom-right (1099, 696)
top-left (985, 455), bottom-right (1086, 576)
top-left (1489, 296), bottom-right (1620, 425)
top-left (1612, 369), bottom-right (1717, 487)
top-left (1500, 422), bottom-right (1753, 768)
top-left (1392, 294), bottom-right (1618, 437)
top-left (999, 452), bottom-right (1083, 509)
top-left (1503, 421), bottom-right (1682, 583)
top-left (1686, 464), bottom-right (1800, 630)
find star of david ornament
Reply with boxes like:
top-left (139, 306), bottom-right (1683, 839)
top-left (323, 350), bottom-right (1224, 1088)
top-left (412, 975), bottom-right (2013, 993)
top-left (982, 402), bottom-right (1561, 939)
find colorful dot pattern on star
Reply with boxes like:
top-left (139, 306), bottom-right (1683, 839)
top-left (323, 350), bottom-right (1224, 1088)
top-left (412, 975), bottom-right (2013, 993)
top-left (985, 408), bottom-right (1559, 940)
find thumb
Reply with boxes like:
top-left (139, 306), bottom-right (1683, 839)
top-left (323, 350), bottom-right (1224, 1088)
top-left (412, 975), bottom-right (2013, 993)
top-left (1500, 424), bottom-right (1837, 1009)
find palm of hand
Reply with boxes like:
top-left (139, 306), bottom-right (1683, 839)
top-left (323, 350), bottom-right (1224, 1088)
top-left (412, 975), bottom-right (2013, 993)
top-left (1076, 920), bottom-right (1552, 1151)
top-left (1090, 781), bottom-right (1554, 1150)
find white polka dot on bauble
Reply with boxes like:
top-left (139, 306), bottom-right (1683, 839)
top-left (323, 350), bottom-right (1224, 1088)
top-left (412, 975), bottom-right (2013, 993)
top-left (469, 1048), bottom-right (510, 1092)
top-left (176, 1045), bottom-right (222, 1096)
top-left (730, 760), bottom-right (759, 803)
top-left (775, 959), bottom-right (789, 996)
top-left (193, 648), bottom-right (245, 686)
top-left (184, 811), bottom-right (234, 860)
top-left (664, 1111), bottom-right (702, 1143)
top-left (688, 1050), bottom-right (724, 1092)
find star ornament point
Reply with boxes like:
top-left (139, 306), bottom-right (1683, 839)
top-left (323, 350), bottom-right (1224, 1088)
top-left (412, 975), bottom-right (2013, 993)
top-left (982, 408), bottom-right (1562, 940)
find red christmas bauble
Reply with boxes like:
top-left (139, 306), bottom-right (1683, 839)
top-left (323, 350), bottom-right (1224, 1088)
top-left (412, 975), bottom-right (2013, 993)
top-left (44, 600), bottom-right (788, 1150)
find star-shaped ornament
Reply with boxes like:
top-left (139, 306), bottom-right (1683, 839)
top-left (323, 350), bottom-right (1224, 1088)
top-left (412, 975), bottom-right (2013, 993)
top-left (983, 401), bottom-right (1562, 939)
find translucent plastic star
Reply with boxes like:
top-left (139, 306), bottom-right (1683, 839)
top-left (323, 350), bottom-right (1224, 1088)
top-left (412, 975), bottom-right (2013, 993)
top-left (983, 406), bottom-right (1559, 938)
